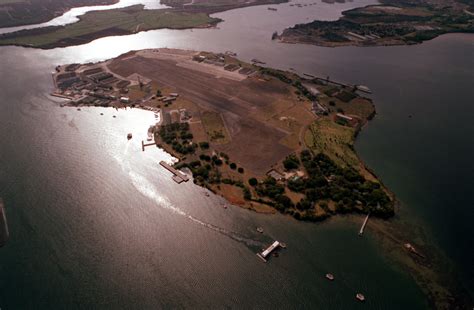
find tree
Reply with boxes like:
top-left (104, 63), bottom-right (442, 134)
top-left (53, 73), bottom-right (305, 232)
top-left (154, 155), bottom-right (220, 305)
top-left (243, 187), bottom-right (252, 200)
top-left (230, 163), bottom-right (237, 170)
top-left (199, 142), bottom-right (209, 149)
top-left (248, 178), bottom-right (258, 186)
top-left (283, 155), bottom-right (300, 170)
top-left (238, 167), bottom-right (244, 173)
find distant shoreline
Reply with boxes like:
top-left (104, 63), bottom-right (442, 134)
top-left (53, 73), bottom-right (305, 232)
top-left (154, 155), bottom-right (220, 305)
top-left (278, 1), bottom-right (474, 48)
top-left (0, 0), bottom-right (287, 50)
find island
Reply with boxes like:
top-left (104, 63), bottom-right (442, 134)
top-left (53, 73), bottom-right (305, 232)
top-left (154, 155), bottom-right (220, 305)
top-left (51, 48), bottom-right (394, 222)
top-left (0, 0), bottom-right (287, 49)
top-left (0, 0), bottom-right (119, 28)
top-left (278, 0), bottom-right (474, 47)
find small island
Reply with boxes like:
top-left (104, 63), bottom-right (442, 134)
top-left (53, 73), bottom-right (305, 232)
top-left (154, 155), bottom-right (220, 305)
top-left (52, 48), bottom-right (394, 222)
top-left (279, 0), bottom-right (474, 47)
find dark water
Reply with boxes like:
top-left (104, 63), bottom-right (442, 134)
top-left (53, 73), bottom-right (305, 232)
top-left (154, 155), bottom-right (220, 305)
top-left (0, 0), bottom-right (473, 308)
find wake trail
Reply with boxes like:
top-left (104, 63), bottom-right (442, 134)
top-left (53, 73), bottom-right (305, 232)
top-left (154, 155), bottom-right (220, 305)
top-left (115, 149), bottom-right (263, 249)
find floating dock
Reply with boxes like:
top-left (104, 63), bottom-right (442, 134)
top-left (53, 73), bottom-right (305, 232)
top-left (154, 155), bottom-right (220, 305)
top-left (257, 241), bottom-right (280, 262)
top-left (0, 198), bottom-right (9, 247)
top-left (159, 161), bottom-right (189, 184)
top-left (359, 213), bottom-right (370, 236)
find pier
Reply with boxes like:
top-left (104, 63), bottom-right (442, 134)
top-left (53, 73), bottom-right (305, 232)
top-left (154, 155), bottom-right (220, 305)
top-left (257, 241), bottom-right (280, 262)
top-left (159, 161), bottom-right (189, 184)
top-left (0, 198), bottom-right (9, 247)
top-left (306, 75), bottom-right (371, 94)
top-left (142, 140), bottom-right (156, 151)
top-left (358, 213), bottom-right (370, 236)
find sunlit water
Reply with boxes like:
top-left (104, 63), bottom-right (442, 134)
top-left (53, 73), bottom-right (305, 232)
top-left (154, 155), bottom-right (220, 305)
top-left (0, 0), bottom-right (473, 308)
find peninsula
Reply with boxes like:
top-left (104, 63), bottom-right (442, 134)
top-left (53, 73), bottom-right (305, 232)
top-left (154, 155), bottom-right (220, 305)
top-left (279, 0), bottom-right (474, 47)
top-left (0, 0), bottom-right (118, 28)
top-left (52, 48), bottom-right (394, 221)
top-left (0, 0), bottom-right (287, 49)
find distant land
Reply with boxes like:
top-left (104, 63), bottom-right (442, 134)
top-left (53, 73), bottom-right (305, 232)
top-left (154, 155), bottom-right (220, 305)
top-left (0, 0), bottom-right (287, 49)
top-left (0, 0), bottom-right (118, 28)
top-left (279, 0), bottom-right (474, 47)
top-left (52, 48), bottom-right (394, 222)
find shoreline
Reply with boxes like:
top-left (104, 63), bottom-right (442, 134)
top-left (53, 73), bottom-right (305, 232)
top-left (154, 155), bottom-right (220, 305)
top-left (0, 0), bottom-right (120, 29)
top-left (0, 0), bottom-right (287, 50)
top-left (49, 48), bottom-right (473, 308)
top-left (278, 1), bottom-right (474, 49)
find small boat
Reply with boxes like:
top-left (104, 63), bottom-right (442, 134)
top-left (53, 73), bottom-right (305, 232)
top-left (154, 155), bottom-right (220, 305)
top-left (356, 293), bottom-right (365, 302)
top-left (251, 58), bottom-right (266, 65)
top-left (356, 85), bottom-right (372, 94)
top-left (280, 242), bottom-right (287, 249)
top-left (256, 227), bottom-right (264, 233)
top-left (127, 133), bottom-right (132, 140)
top-left (325, 273), bottom-right (334, 281)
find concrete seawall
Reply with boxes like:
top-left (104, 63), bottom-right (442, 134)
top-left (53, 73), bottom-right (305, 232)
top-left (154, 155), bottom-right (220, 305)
top-left (0, 198), bottom-right (9, 247)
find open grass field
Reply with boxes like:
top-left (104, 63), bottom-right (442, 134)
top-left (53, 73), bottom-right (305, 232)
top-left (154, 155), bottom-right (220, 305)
top-left (0, 5), bottom-right (220, 48)
top-left (200, 111), bottom-right (230, 144)
top-left (304, 117), bottom-right (359, 169)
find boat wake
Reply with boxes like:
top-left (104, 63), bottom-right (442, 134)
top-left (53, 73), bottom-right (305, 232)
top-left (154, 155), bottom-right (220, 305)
top-left (128, 170), bottom-right (263, 248)
top-left (114, 145), bottom-right (263, 249)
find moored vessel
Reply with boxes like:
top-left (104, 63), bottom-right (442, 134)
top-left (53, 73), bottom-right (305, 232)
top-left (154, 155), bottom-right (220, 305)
top-left (356, 293), bottom-right (365, 302)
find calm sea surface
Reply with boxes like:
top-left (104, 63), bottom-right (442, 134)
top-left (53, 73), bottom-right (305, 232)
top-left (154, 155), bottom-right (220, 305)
top-left (0, 0), bottom-right (473, 308)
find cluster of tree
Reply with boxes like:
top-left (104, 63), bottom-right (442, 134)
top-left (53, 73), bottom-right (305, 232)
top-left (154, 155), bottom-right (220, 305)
top-left (199, 154), bottom-right (223, 166)
top-left (176, 159), bottom-right (221, 186)
top-left (283, 154), bottom-right (301, 171)
top-left (159, 123), bottom-right (196, 155)
top-left (259, 68), bottom-right (293, 84)
top-left (247, 149), bottom-right (393, 220)
top-left (289, 150), bottom-right (393, 218)
top-left (228, 162), bottom-right (244, 173)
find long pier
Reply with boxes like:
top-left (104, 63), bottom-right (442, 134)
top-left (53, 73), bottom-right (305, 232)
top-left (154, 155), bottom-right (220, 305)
top-left (159, 161), bottom-right (189, 184)
top-left (0, 198), bottom-right (9, 247)
top-left (257, 241), bottom-right (280, 262)
top-left (359, 213), bottom-right (370, 236)
top-left (304, 74), bottom-right (372, 94)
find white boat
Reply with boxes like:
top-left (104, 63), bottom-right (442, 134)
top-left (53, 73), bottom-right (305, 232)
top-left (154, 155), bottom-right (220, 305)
top-left (356, 293), bottom-right (365, 302)
top-left (325, 273), bottom-right (334, 281)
